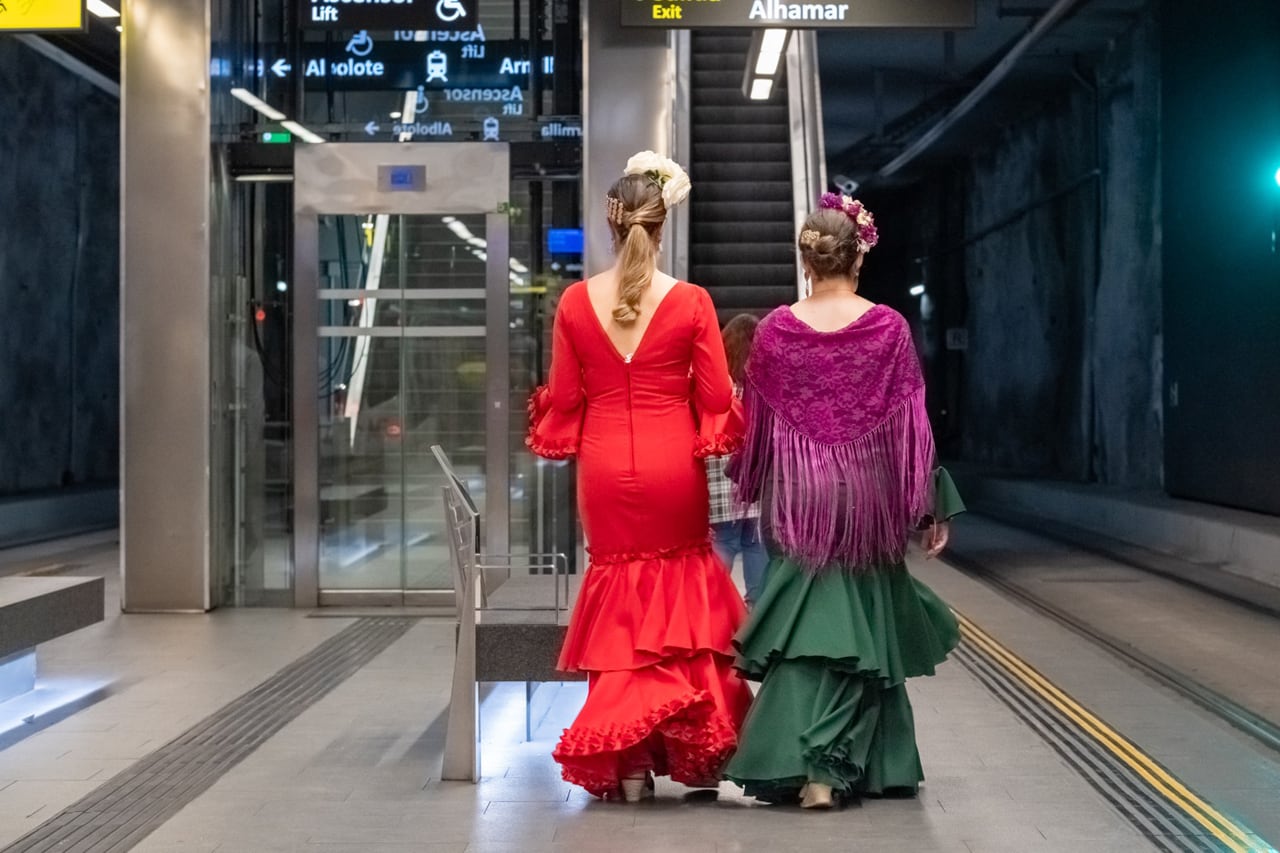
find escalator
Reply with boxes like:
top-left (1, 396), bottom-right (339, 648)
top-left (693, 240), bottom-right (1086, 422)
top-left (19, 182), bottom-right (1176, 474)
top-left (688, 30), bottom-right (798, 325)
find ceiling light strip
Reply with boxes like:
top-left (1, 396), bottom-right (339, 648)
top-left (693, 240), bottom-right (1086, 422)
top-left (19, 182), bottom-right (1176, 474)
top-left (87, 0), bottom-right (120, 18)
top-left (230, 87), bottom-right (286, 121)
top-left (280, 120), bottom-right (325, 143)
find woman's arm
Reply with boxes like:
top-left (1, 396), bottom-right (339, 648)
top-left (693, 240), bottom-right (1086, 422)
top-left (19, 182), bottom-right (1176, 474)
top-left (547, 294), bottom-right (584, 413)
top-left (690, 287), bottom-right (732, 416)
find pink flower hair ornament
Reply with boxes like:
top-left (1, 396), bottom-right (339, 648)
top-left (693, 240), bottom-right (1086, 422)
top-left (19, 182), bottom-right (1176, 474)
top-left (819, 192), bottom-right (879, 254)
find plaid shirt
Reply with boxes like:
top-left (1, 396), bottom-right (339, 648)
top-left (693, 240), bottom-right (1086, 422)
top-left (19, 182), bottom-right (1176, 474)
top-left (706, 455), bottom-right (760, 525)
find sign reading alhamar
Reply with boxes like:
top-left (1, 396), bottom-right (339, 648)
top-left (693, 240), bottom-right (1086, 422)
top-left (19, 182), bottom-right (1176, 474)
top-left (621, 0), bottom-right (973, 28)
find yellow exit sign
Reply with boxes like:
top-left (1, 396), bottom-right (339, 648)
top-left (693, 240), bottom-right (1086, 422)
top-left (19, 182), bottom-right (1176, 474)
top-left (0, 0), bottom-right (86, 32)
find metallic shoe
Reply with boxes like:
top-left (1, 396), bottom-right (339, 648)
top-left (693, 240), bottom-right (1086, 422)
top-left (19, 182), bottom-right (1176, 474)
top-left (620, 773), bottom-right (655, 802)
top-left (799, 782), bottom-right (834, 809)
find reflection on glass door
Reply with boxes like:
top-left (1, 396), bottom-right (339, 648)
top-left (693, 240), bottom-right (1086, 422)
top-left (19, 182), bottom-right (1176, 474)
top-left (315, 213), bottom-right (489, 599)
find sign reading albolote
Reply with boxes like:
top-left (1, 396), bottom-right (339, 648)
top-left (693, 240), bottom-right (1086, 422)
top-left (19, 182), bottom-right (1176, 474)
top-left (620, 0), bottom-right (974, 28)
top-left (0, 0), bottom-right (85, 32)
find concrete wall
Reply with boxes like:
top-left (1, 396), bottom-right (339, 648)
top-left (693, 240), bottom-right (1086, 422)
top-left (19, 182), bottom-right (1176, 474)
top-left (0, 40), bottom-right (120, 496)
top-left (908, 13), bottom-right (1162, 488)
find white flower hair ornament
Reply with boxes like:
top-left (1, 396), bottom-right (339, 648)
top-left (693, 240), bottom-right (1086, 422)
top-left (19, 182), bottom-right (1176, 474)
top-left (624, 150), bottom-right (692, 209)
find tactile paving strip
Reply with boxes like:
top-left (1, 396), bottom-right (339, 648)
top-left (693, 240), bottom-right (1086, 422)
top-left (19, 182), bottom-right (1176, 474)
top-left (1, 617), bottom-right (416, 853)
top-left (954, 619), bottom-right (1273, 853)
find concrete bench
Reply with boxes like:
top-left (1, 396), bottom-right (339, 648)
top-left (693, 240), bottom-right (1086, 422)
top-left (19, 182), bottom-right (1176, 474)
top-left (0, 575), bottom-right (104, 705)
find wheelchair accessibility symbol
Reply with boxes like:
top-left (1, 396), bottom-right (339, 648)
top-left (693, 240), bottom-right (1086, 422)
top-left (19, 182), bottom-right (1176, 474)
top-left (436, 0), bottom-right (466, 23)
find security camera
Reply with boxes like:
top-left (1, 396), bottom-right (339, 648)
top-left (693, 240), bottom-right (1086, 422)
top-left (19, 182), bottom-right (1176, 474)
top-left (832, 175), bottom-right (859, 196)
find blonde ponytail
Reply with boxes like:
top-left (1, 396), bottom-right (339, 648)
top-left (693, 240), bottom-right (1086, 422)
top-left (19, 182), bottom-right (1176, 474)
top-left (604, 174), bottom-right (667, 325)
top-left (612, 222), bottom-right (656, 325)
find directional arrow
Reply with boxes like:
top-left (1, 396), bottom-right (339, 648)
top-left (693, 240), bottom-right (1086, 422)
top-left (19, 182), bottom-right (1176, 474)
top-left (271, 58), bottom-right (292, 78)
top-left (364, 121), bottom-right (380, 136)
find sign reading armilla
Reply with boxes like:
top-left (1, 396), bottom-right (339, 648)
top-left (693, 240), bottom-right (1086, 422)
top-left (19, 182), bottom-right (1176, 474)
top-left (619, 0), bottom-right (974, 28)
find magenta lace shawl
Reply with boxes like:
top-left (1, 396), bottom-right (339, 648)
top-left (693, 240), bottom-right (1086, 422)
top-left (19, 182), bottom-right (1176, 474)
top-left (728, 305), bottom-right (936, 572)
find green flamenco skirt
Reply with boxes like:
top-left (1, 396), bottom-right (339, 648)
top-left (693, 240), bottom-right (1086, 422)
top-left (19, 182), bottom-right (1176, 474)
top-left (723, 560), bottom-right (959, 801)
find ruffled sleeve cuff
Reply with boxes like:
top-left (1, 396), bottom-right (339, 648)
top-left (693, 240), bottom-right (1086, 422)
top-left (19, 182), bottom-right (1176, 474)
top-left (693, 397), bottom-right (745, 459)
top-left (526, 385), bottom-right (582, 460)
top-left (933, 467), bottom-right (966, 520)
top-left (915, 466), bottom-right (967, 528)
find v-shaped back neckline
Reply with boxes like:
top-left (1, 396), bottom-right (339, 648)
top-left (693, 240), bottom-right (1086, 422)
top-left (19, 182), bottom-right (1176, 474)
top-left (585, 280), bottom-right (684, 363)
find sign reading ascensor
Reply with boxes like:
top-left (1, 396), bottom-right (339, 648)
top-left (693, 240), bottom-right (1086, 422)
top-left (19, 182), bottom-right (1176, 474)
top-left (620, 0), bottom-right (974, 28)
top-left (0, 0), bottom-right (85, 32)
top-left (302, 0), bottom-right (477, 30)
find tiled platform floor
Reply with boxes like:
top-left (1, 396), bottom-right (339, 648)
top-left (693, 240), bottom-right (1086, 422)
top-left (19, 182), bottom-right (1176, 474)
top-left (2, 533), bottom-right (1278, 853)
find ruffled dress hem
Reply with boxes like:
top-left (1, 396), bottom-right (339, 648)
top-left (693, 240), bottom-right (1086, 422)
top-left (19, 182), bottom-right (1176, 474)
top-left (553, 687), bottom-right (741, 797)
top-left (723, 558), bottom-right (958, 800)
top-left (552, 546), bottom-right (752, 798)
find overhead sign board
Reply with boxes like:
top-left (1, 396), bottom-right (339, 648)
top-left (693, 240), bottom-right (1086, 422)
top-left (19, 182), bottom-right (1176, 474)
top-left (218, 36), bottom-right (553, 93)
top-left (0, 0), bottom-right (85, 32)
top-left (620, 0), bottom-right (974, 28)
top-left (301, 0), bottom-right (476, 30)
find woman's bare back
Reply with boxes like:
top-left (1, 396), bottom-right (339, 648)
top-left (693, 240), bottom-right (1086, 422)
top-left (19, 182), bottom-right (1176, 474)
top-left (586, 270), bottom-right (680, 359)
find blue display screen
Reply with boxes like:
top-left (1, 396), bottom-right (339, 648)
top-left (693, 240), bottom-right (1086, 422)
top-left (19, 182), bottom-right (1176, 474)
top-left (547, 228), bottom-right (583, 254)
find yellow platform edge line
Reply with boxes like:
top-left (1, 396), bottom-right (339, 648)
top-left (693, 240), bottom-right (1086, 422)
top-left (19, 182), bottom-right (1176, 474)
top-left (955, 611), bottom-right (1273, 853)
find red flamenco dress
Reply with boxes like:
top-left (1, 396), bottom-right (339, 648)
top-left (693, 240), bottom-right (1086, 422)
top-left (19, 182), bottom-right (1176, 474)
top-left (527, 280), bottom-right (752, 798)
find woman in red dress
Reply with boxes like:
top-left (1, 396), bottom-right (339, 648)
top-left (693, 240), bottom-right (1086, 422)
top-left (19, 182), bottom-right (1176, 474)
top-left (528, 152), bottom-right (752, 801)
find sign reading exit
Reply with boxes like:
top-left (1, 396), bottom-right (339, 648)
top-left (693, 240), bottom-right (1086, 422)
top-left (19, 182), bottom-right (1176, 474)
top-left (620, 0), bottom-right (974, 28)
top-left (0, 0), bottom-right (85, 32)
top-left (302, 0), bottom-right (476, 30)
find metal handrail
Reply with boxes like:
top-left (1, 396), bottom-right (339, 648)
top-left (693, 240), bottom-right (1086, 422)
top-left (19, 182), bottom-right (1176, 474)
top-left (786, 30), bottom-right (828, 299)
top-left (435, 444), bottom-right (574, 782)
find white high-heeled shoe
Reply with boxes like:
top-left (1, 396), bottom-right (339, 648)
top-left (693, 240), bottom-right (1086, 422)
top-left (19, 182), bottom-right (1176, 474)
top-left (620, 773), bottom-right (655, 802)
top-left (799, 782), bottom-right (834, 809)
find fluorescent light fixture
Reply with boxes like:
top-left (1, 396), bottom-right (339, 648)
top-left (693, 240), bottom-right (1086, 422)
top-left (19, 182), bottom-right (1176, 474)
top-left (280, 120), bottom-right (324, 143)
top-left (276, 280), bottom-right (288, 292)
top-left (509, 258), bottom-right (528, 274)
top-left (755, 50), bottom-right (783, 77)
top-left (390, 111), bottom-right (402, 119)
top-left (230, 87), bottom-right (286, 121)
top-left (115, 24), bottom-right (122, 32)
top-left (749, 78), bottom-right (773, 100)
top-left (234, 174), bottom-right (294, 183)
top-left (397, 92), bottom-right (417, 141)
top-left (755, 29), bottom-right (787, 75)
top-left (760, 28), bottom-right (787, 55)
top-left (909, 284), bottom-right (926, 297)
top-left (87, 0), bottom-right (120, 17)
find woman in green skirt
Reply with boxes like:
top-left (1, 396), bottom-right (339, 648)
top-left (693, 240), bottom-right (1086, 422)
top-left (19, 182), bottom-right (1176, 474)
top-left (723, 195), bottom-right (965, 809)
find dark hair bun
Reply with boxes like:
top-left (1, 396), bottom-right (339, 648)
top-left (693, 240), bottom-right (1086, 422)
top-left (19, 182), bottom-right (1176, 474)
top-left (797, 209), bottom-right (859, 279)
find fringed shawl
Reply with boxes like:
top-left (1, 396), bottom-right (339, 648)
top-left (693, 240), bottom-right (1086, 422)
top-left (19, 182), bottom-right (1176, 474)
top-left (728, 304), bottom-right (936, 573)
